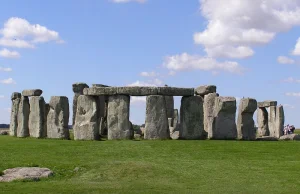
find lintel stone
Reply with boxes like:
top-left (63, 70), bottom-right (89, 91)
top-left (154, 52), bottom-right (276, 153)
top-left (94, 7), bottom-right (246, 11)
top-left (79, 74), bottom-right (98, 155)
top-left (22, 89), bottom-right (43, 97)
top-left (257, 100), bottom-right (277, 107)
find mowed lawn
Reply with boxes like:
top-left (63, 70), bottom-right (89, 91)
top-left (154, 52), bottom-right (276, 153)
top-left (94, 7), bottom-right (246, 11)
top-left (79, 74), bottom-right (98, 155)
top-left (1, 135), bottom-right (300, 194)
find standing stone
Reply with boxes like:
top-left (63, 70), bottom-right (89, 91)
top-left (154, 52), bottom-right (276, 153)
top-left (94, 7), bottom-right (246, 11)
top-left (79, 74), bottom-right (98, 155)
top-left (74, 95), bottom-right (99, 140)
top-left (144, 95), bottom-right (170, 140)
top-left (9, 92), bottom-right (21, 136)
top-left (47, 96), bottom-right (70, 139)
top-left (210, 97), bottom-right (237, 140)
top-left (107, 95), bottom-right (133, 140)
top-left (179, 96), bottom-right (204, 140)
top-left (173, 109), bottom-right (179, 131)
top-left (44, 103), bottom-right (50, 137)
top-left (72, 83), bottom-right (89, 126)
top-left (164, 96), bottom-right (174, 119)
top-left (274, 105), bottom-right (284, 138)
top-left (237, 98), bottom-right (257, 140)
top-left (257, 107), bottom-right (269, 136)
top-left (29, 96), bottom-right (46, 138)
top-left (204, 93), bottom-right (218, 138)
top-left (22, 89), bottom-right (43, 97)
top-left (268, 106), bottom-right (277, 137)
top-left (17, 96), bottom-right (30, 137)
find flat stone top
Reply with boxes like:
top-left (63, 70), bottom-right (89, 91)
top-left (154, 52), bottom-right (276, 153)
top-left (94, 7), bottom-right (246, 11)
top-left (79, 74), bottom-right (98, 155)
top-left (22, 89), bottom-right (43, 97)
top-left (257, 100), bottom-right (277, 107)
top-left (72, 83), bottom-right (89, 93)
top-left (195, 85), bottom-right (217, 96)
top-left (11, 92), bottom-right (21, 100)
top-left (0, 167), bottom-right (53, 182)
top-left (83, 86), bottom-right (194, 96)
top-left (92, 84), bottom-right (110, 87)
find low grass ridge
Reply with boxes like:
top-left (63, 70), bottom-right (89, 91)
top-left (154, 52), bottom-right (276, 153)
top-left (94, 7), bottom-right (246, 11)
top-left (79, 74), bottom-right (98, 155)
top-left (1, 136), bottom-right (300, 193)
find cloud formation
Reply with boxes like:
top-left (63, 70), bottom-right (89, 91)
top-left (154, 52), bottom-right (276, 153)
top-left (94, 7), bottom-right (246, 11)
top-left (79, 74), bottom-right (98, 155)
top-left (0, 78), bottom-right (16, 84)
top-left (0, 67), bottom-right (12, 72)
top-left (277, 56), bottom-right (295, 64)
top-left (282, 77), bottom-right (300, 83)
top-left (0, 48), bottom-right (20, 58)
top-left (285, 92), bottom-right (300, 97)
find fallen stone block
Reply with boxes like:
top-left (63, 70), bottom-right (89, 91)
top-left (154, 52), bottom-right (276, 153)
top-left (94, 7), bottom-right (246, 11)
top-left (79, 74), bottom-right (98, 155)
top-left (279, 134), bottom-right (300, 141)
top-left (171, 131), bottom-right (179, 140)
top-left (179, 96), bottom-right (204, 140)
top-left (0, 167), bottom-right (53, 182)
top-left (144, 95), bottom-right (170, 140)
top-left (47, 96), bottom-right (70, 139)
top-left (22, 89), bottom-right (43, 97)
top-left (256, 136), bottom-right (278, 141)
top-left (195, 85), bottom-right (217, 96)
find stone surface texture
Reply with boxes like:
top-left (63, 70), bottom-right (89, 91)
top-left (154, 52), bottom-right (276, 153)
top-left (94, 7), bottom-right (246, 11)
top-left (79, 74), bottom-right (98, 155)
top-left (144, 95), bottom-right (170, 140)
top-left (17, 96), bottom-right (30, 137)
top-left (0, 167), bottom-right (53, 182)
top-left (9, 93), bottom-right (21, 136)
top-left (257, 107), bottom-right (269, 136)
top-left (237, 98), bottom-right (257, 140)
top-left (29, 96), bottom-right (46, 138)
top-left (274, 105), bottom-right (284, 138)
top-left (268, 106), bottom-right (277, 137)
top-left (195, 85), bottom-right (217, 96)
top-left (179, 96), bottom-right (204, 140)
top-left (72, 83), bottom-right (89, 126)
top-left (203, 93), bottom-right (218, 139)
top-left (279, 134), bottom-right (300, 141)
top-left (22, 89), bottom-right (43, 97)
top-left (257, 101), bottom-right (277, 107)
top-left (47, 96), bottom-right (70, 139)
top-left (210, 97), bottom-right (237, 140)
top-left (107, 95), bottom-right (133, 140)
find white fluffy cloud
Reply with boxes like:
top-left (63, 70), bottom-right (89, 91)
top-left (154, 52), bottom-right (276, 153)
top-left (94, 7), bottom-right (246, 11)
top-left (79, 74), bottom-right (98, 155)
top-left (163, 53), bottom-right (245, 75)
top-left (111, 0), bottom-right (146, 3)
top-left (127, 78), bottom-right (163, 87)
top-left (0, 48), bottom-right (20, 58)
top-left (285, 92), bottom-right (300, 97)
top-left (292, 37), bottom-right (300, 55)
top-left (140, 71), bottom-right (158, 77)
top-left (277, 56), bottom-right (295, 64)
top-left (0, 67), bottom-right (12, 72)
top-left (195, 0), bottom-right (300, 59)
top-left (0, 17), bottom-right (63, 48)
top-left (0, 78), bottom-right (16, 84)
top-left (282, 77), bottom-right (300, 83)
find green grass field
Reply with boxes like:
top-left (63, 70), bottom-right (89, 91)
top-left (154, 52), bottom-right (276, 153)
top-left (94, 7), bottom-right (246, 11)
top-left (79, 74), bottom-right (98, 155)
top-left (1, 135), bottom-right (300, 194)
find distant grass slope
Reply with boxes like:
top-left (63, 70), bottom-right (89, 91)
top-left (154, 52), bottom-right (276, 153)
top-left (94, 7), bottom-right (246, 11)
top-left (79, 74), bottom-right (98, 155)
top-left (1, 136), bottom-right (300, 194)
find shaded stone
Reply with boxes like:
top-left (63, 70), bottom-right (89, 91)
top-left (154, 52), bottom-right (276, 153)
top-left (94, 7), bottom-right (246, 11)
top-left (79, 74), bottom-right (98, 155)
top-left (47, 96), bottom-right (70, 139)
top-left (257, 100), bottom-right (277, 108)
top-left (9, 92), bottom-right (21, 136)
top-left (157, 87), bottom-right (194, 96)
top-left (72, 83), bottom-right (89, 126)
top-left (107, 95), bottom-right (133, 140)
top-left (195, 85), bottom-right (217, 96)
top-left (257, 107), bottom-right (269, 136)
top-left (165, 96), bottom-right (174, 119)
top-left (0, 130), bottom-right (8, 135)
top-left (22, 89), bottom-right (43, 97)
top-left (179, 96), bottom-right (204, 140)
top-left (279, 134), bottom-right (300, 141)
top-left (29, 96), bottom-right (46, 138)
top-left (256, 136), bottom-right (278, 141)
top-left (173, 109), bottom-right (179, 132)
top-left (99, 117), bottom-right (107, 136)
top-left (0, 167), bottom-right (53, 182)
top-left (210, 97), bottom-right (237, 140)
top-left (204, 93), bottom-right (218, 139)
top-left (134, 134), bottom-right (142, 139)
top-left (74, 95), bottom-right (99, 140)
top-left (274, 105), bottom-right (284, 138)
top-left (44, 103), bottom-right (50, 135)
top-left (268, 106), bottom-right (277, 137)
top-left (84, 87), bottom-right (117, 96)
top-left (144, 95), bottom-right (170, 140)
top-left (237, 98), bottom-right (257, 140)
top-left (92, 84), bottom-right (110, 87)
top-left (17, 96), bottom-right (30, 137)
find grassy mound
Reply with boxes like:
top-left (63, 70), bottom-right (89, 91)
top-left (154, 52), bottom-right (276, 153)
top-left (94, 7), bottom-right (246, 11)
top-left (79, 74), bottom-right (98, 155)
top-left (1, 136), bottom-right (300, 193)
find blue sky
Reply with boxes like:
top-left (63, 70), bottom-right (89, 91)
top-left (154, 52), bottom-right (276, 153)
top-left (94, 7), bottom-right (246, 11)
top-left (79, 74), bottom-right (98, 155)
top-left (0, 0), bottom-right (299, 127)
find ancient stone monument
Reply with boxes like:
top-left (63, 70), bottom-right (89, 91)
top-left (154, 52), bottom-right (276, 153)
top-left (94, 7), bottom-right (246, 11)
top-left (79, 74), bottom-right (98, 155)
top-left (9, 92), bottom-right (21, 136)
top-left (29, 96), bottom-right (46, 138)
top-left (237, 98), bottom-right (257, 140)
top-left (17, 96), bottom-right (30, 137)
top-left (47, 96), bottom-right (70, 139)
top-left (72, 83), bottom-right (89, 126)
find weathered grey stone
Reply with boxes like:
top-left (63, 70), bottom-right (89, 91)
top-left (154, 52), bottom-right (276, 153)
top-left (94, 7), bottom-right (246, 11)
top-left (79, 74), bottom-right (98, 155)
top-left (257, 107), bottom-right (269, 136)
top-left (171, 131), bottom-right (180, 140)
top-left (107, 95), bottom-right (133, 140)
top-left (0, 130), bottom-right (9, 135)
top-left (256, 136), bottom-right (278, 141)
top-left (44, 103), bottom-right (50, 136)
top-left (99, 117), bottom-right (107, 136)
top-left (209, 97), bottom-right (237, 140)
top-left (204, 93), bottom-right (218, 139)
top-left (237, 98), bottom-right (257, 140)
top-left (144, 95), bottom-right (170, 140)
top-left (74, 95), bottom-right (99, 140)
top-left (274, 105), bottom-right (284, 138)
top-left (257, 100), bottom-right (277, 107)
top-left (11, 92), bottom-right (21, 100)
top-left (92, 84), bottom-right (110, 87)
top-left (165, 96), bottom-right (174, 119)
top-left (268, 106), bottom-right (277, 137)
top-left (279, 134), bottom-right (300, 141)
top-left (195, 85), bottom-right (217, 96)
top-left (179, 96), bottom-right (204, 140)
top-left (29, 96), bottom-right (46, 138)
top-left (84, 87), bottom-right (194, 96)
top-left (72, 83), bottom-right (89, 126)
top-left (17, 96), bottom-right (30, 137)
top-left (9, 93), bottom-right (21, 136)
top-left (173, 109), bottom-right (179, 132)
top-left (47, 96), bottom-right (70, 139)
top-left (22, 89), bottom-right (43, 97)
top-left (0, 167), bottom-right (53, 182)
top-left (168, 118), bottom-right (173, 130)
top-left (134, 134), bottom-right (142, 139)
